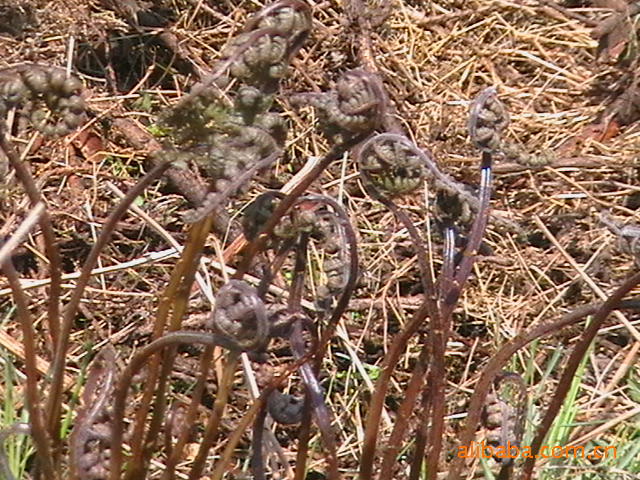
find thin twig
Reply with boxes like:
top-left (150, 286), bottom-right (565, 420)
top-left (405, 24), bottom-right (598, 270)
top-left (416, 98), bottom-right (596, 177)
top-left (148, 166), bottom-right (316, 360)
top-left (0, 202), bottom-right (45, 267)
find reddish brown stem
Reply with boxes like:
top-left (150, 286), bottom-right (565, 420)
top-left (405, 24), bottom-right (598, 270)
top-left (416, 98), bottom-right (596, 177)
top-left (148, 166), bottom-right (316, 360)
top-left (250, 400), bottom-right (270, 480)
top-left (161, 347), bottom-right (214, 480)
top-left (110, 332), bottom-right (233, 480)
top-left (0, 136), bottom-right (62, 352)
top-left (2, 260), bottom-right (56, 480)
top-left (287, 233), bottom-right (340, 479)
top-left (293, 398), bottom-right (314, 480)
top-left (124, 216), bottom-right (212, 480)
top-left (187, 350), bottom-right (241, 480)
top-left (358, 300), bottom-right (431, 480)
top-left (422, 152), bottom-right (493, 478)
top-left (358, 156), bottom-right (442, 479)
top-left (378, 340), bottom-right (431, 478)
top-left (409, 379), bottom-right (433, 480)
top-left (46, 160), bottom-right (173, 451)
top-left (131, 216), bottom-right (213, 480)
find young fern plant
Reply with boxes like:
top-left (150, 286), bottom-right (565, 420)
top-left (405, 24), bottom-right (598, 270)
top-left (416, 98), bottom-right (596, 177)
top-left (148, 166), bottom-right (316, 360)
top-left (0, 6), bottom-right (508, 480)
top-left (80, 2), bottom-right (365, 479)
top-left (443, 89), bottom-right (640, 480)
top-left (353, 86), bottom-right (504, 480)
top-left (0, 6), bottom-right (313, 479)
top-left (102, 3), bottom-right (316, 479)
top-left (0, 63), bottom-right (179, 480)
top-left (66, 3), bottom-right (364, 479)
top-left (0, 64), bottom-right (87, 479)
top-left (3, 5), bottom-right (640, 480)
top-left (241, 192), bottom-right (359, 480)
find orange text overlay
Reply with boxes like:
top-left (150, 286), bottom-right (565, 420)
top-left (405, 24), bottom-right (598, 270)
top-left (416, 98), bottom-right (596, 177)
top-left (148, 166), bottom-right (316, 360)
top-left (458, 441), bottom-right (617, 460)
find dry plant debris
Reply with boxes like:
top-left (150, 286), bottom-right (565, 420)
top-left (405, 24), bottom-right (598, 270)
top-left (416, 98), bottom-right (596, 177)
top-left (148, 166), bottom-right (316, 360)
top-left (1, 1), bottom-right (640, 480)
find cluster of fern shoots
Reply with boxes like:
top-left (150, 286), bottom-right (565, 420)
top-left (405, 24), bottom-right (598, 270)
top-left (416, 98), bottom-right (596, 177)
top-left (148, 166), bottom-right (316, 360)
top-left (1, 2), bottom-right (639, 480)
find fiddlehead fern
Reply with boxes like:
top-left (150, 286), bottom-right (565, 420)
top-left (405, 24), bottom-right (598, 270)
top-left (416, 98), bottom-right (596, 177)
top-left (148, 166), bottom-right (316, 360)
top-left (158, 2), bottom-right (311, 223)
top-left (242, 191), bottom-right (354, 310)
top-left (0, 64), bottom-right (85, 136)
top-left (357, 132), bottom-right (481, 230)
top-left (292, 69), bottom-right (386, 142)
top-left (358, 132), bottom-right (427, 196)
top-left (243, 0), bottom-right (312, 56)
top-left (468, 85), bottom-right (552, 167)
top-left (252, 387), bottom-right (306, 480)
top-left (207, 280), bottom-right (270, 352)
top-left (163, 1), bottom-right (310, 142)
top-left (70, 347), bottom-right (118, 480)
top-left (224, 29), bottom-right (291, 89)
top-left (302, 195), bottom-right (355, 310)
top-left (242, 193), bottom-right (355, 480)
top-left (314, 221), bottom-right (350, 306)
top-left (468, 86), bottom-right (509, 154)
top-left (222, 0), bottom-right (311, 91)
top-left (267, 389), bottom-right (305, 425)
top-left (482, 372), bottom-right (527, 466)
